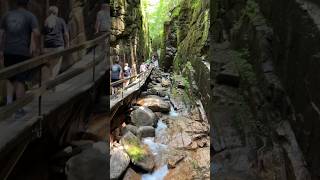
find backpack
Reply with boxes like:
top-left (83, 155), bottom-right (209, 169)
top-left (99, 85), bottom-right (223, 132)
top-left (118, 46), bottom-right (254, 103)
top-left (124, 67), bottom-right (131, 77)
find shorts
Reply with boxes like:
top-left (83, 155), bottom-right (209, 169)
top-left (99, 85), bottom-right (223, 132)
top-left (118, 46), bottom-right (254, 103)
top-left (43, 47), bottom-right (64, 79)
top-left (111, 79), bottom-right (121, 87)
top-left (4, 54), bottom-right (32, 83)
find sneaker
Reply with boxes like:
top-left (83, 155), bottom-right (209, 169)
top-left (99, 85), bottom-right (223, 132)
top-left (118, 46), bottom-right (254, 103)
top-left (14, 108), bottom-right (27, 119)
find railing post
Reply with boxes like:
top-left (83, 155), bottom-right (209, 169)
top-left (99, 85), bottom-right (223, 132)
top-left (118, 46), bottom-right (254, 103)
top-left (38, 67), bottom-right (42, 116)
top-left (93, 46), bottom-right (96, 82)
top-left (122, 82), bottom-right (124, 98)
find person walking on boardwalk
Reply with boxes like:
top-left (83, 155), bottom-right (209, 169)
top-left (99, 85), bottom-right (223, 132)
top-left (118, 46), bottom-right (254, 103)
top-left (95, 3), bottom-right (111, 35)
top-left (42, 6), bottom-right (70, 84)
top-left (123, 63), bottom-right (131, 87)
top-left (140, 62), bottom-right (147, 73)
top-left (95, 2), bottom-right (110, 64)
top-left (0, 0), bottom-right (40, 118)
top-left (152, 54), bottom-right (159, 68)
top-left (111, 57), bottom-right (122, 94)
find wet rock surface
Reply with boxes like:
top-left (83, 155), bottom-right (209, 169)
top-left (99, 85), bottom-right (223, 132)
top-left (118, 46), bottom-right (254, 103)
top-left (138, 126), bottom-right (155, 138)
top-left (65, 148), bottom-right (108, 180)
top-left (123, 168), bottom-right (141, 180)
top-left (130, 106), bottom-right (157, 127)
top-left (137, 95), bottom-right (171, 113)
top-left (111, 69), bottom-right (210, 179)
top-left (120, 132), bottom-right (155, 172)
top-left (110, 147), bottom-right (130, 179)
top-left (122, 124), bottom-right (139, 136)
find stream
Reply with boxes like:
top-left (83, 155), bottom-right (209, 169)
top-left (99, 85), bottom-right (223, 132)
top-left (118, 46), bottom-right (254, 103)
top-left (110, 69), bottom-right (210, 180)
top-left (141, 107), bottom-right (177, 179)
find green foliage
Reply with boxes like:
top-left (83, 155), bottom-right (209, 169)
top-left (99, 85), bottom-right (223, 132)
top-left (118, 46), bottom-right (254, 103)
top-left (141, 0), bottom-right (182, 51)
top-left (234, 49), bottom-right (257, 85)
top-left (191, 0), bottom-right (201, 10)
top-left (245, 0), bottom-right (259, 19)
top-left (127, 145), bottom-right (145, 162)
top-left (125, 138), bottom-right (145, 162)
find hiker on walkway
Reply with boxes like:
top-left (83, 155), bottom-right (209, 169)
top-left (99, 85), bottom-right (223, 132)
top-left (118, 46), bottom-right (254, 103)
top-left (95, 3), bottom-right (110, 35)
top-left (42, 6), bottom-right (70, 84)
top-left (152, 54), bottom-right (159, 68)
top-left (95, 3), bottom-right (110, 62)
top-left (111, 57), bottom-right (122, 94)
top-left (140, 62), bottom-right (147, 73)
top-left (0, 0), bottom-right (40, 118)
top-left (123, 63), bottom-right (131, 87)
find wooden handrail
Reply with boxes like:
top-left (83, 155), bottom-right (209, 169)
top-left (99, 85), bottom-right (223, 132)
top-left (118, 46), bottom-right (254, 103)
top-left (0, 33), bottom-right (109, 80)
top-left (110, 68), bottom-right (153, 99)
top-left (0, 33), bottom-right (109, 121)
top-left (110, 69), bottom-right (151, 87)
top-left (0, 53), bottom-right (105, 121)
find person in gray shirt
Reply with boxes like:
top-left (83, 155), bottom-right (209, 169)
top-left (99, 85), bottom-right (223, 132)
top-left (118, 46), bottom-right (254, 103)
top-left (0, 0), bottom-right (40, 118)
top-left (95, 3), bottom-right (110, 63)
top-left (95, 3), bottom-right (111, 34)
top-left (42, 6), bottom-right (70, 83)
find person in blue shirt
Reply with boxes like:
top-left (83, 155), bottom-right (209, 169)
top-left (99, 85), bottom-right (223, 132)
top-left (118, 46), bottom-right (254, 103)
top-left (0, 0), bottom-right (40, 118)
top-left (111, 57), bottom-right (122, 94)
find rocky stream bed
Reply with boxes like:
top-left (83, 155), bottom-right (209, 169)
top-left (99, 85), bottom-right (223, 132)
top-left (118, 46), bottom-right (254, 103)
top-left (110, 69), bottom-right (210, 180)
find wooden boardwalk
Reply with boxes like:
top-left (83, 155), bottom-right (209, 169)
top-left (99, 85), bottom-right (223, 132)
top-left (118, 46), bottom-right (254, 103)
top-left (110, 68), bottom-right (152, 111)
top-left (0, 51), bottom-right (107, 178)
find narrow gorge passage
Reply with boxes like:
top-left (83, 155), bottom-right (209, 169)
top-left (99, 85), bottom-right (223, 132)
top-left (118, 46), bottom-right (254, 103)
top-left (109, 0), bottom-right (210, 179)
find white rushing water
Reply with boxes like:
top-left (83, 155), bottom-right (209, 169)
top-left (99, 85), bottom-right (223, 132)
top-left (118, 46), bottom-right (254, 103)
top-left (141, 120), bottom-right (170, 179)
top-left (141, 165), bottom-right (169, 180)
top-left (142, 137), bottom-right (167, 155)
top-left (156, 120), bottom-right (167, 133)
top-left (169, 105), bottom-right (179, 117)
top-left (143, 120), bottom-right (168, 155)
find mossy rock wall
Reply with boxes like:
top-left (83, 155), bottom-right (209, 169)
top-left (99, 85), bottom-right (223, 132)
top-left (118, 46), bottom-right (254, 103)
top-left (162, 0), bottom-right (210, 110)
top-left (110, 0), bottom-right (149, 75)
top-left (211, 0), bottom-right (320, 177)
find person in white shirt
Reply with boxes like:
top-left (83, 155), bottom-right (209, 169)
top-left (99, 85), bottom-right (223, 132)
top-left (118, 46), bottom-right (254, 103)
top-left (140, 62), bottom-right (146, 73)
top-left (152, 54), bottom-right (159, 68)
top-left (123, 63), bottom-right (131, 87)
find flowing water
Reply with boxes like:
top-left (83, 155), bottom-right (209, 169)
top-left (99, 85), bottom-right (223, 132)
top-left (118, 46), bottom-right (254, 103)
top-left (140, 104), bottom-right (182, 179)
top-left (169, 105), bottom-right (179, 117)
top-left (141, 120), bottom-right (169, 179)
top-left (141, 165), bottom-right (169, 180)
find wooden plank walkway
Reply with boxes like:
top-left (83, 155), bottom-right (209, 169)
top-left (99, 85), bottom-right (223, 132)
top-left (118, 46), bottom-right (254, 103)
top-left (110, 69), bottom-right (152, 111)
top-left (0, 51), bottom-right (107, 155)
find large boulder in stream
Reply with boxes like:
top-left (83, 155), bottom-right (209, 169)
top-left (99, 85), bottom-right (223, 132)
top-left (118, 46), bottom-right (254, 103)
top-left (122, 124), bottom-right (139, 136)
top-left (65, 148), bottom-right (108, 180)
top-left (120, 132), bottom-right (155, 172)
top-left (123, 168), bottom-right (141, 180)
top-left (130, 106), bottom-right (157, 126)
top-left (138, 126), bottom-right (155, 138)
top-left (137, 95), bottom-right (170, 113)
top-left (110, 147), bottom-right (131, 180)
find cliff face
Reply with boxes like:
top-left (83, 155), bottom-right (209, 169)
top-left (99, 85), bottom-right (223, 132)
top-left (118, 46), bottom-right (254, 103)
top-left (161, 0), bottom-right (210, 110)
top-left (110, 0), bottom-right (148, 75)
top-left (211, 0), bottom-right (320, 178)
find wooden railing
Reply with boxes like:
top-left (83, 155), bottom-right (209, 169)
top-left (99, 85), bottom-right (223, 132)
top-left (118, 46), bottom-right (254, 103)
top-left (110, 67), bottom-right (153, 99)
top-left (0, 33), bottom-right (109, 121)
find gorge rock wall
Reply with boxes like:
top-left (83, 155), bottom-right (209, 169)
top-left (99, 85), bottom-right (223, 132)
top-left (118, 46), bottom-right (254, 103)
top-left (110, 0), bottom-right (148, 76)
top-left (211, 0), bottom-right (320, 178)
top-left (161, 0), bottom-right (210, 110)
